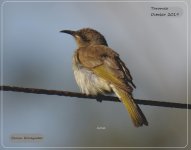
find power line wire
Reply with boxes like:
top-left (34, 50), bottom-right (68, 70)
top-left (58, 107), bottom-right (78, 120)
top-left (0, 85), bottom-right (190, 109)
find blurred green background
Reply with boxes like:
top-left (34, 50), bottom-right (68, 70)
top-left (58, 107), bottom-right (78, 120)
top-left (0, 1), bottom-right (190, 149)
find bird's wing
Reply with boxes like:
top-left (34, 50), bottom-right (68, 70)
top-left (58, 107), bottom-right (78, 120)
top-left (115, 57), bottom-right (136, 88)
top-left (77, 45), bottom-right (148, 127)
top-left (77, 45), bottom-right (135, 94)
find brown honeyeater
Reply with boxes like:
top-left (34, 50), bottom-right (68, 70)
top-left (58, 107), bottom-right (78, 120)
top-left (60, 28), bottom-right (148, 127)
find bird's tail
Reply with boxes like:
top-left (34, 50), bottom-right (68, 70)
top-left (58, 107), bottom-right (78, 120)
top-left (112, 86), bottom-right (148, 127)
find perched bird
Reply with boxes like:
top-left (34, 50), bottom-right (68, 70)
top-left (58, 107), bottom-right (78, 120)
top-left (60, 28), bottom-right (148, 127)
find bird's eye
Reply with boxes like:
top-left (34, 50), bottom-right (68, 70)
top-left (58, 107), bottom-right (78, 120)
top-left (82, 36), bottom-right (90, 42)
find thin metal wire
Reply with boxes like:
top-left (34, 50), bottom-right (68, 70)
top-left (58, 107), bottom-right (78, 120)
top-left (0, 85), bottom-right (190, 109)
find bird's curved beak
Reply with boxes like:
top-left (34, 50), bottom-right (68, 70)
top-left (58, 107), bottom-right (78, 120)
top-left (60, 30), bottom-right (75, 36)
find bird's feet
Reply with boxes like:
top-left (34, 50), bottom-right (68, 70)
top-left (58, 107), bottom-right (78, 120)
top-left (96, 94), bottom-right (103, 103)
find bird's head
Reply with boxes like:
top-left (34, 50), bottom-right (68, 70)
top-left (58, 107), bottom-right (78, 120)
top-left (60, 28), bottom-right (108, 47)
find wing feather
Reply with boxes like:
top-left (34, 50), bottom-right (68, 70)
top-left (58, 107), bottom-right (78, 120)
top-left (77, 45), bottom-right (135, 94)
